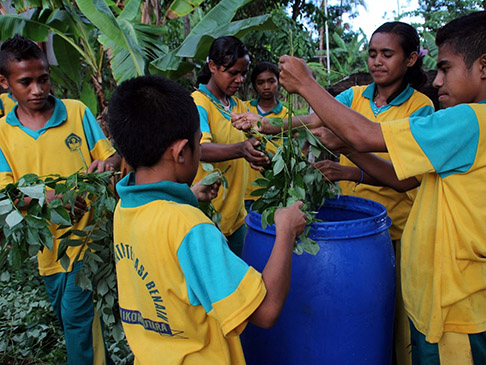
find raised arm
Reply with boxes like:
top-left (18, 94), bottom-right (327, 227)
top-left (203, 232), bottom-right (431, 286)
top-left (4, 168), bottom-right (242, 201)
top-left (279, 56), bottom-right (386, 152)
top-left (201, 141), bottom-right (270, 166)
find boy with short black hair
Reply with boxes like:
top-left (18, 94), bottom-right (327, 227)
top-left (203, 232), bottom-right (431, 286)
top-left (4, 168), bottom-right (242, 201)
top-left (0, 34), bottom-right (120, 364)
top-left (108, 74), bottom-right (306, 363)
top-left (278, 11), bottom-right (486, 363)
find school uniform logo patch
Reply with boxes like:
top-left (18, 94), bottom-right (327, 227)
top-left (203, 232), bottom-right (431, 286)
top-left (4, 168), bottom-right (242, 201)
top-left (65, 133), bottom-right (82, 151)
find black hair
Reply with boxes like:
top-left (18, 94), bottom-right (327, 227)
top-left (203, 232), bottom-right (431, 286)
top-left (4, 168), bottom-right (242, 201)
top-left (108, 75), bottom-right (199, 170)
top-left (250, 61), bottom-right (280, 90)
top-left (196, 36), bottom-right (249, 86)
top-left (0, 34), bottom-right (48, 77)
top-left (371, 22), bottom-right (427, 93)
top-left (436, 11), bottom-right (486, 69)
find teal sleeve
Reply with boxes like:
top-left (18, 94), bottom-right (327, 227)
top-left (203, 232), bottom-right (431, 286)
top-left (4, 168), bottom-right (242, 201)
top-left (409, 104), bottom-right (479, 177)
top-left (410, 105), bottom-right (435, 117)
top-left (177, 223), bottom-right (250, 313)
top-left (0, 148), bottom-right (11, 172)
top-left (82, 107), bottom-right (108, 151)
top-left (197, 105), bottom-right (210, 133)
top-left (335, 88), bottom-right (354, 107)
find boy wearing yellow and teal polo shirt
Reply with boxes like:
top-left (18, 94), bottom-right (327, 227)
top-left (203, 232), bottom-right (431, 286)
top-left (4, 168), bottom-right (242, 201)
top-left (0, 91), bottom-right (16, 117)
top-left (279, 11), bottom-right (486, 364)
top-left (0, 35), bottom-right (120, 364)
top-left (108, 75), bottom-right (306, 364)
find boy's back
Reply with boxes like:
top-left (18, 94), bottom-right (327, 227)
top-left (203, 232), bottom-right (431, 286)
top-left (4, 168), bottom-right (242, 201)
top-left (109, 75), bottom-right (306, 364)
top-left (114, 173), bottom-right (266, 363)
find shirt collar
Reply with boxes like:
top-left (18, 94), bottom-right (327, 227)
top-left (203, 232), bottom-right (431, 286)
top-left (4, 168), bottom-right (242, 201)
top-left (116, 172), bottom-right (198, 209)
top-left (6, 95), bottom-right (67, 129)
top-left (362, 83), bottom-right (414, 106)
top-left (250, 98), bottom-right (284, 116)
top-left (198, 84), bottom-right (237, 109)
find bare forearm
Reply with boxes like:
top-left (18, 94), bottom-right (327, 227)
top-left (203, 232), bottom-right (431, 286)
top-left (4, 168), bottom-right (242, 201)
top-left (200, 143), bottom-right (243, 162)
top-left (262, 113), bottom-right (320, 135)
top-left (298, 82), bottom-right (386, 152)
top-left (249, 229), bottom-right (294, 328)
top-left (347, 153), bottom-right (420, 192)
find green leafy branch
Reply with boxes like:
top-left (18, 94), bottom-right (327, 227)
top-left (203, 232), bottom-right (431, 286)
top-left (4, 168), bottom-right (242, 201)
top-left (0, 170), bottom-right (125, 341)
top-left (250, 118), bottom-right (341, 254)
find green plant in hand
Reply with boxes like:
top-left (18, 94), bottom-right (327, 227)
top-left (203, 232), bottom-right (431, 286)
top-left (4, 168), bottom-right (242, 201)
top-left (249, 99), bottom-right (341, 255)
top-left (197, 163), bottom-right (229, 229)
top-left (0, 170), bottom-right (125, 343)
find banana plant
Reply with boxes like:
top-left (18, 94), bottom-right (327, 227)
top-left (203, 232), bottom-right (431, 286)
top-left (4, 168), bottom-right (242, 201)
top-left (150, 0), bottom-right (277, 79)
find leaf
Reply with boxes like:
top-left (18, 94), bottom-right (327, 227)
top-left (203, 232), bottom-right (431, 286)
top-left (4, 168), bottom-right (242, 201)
top-left (6, 211), bottom-right (24, 228)
top-left (49, 207), bottom-right (72, 226)
top-left (51, 33), bottom-right (81, 86)
top-left (80, 80), bottom-right (98, 117)
top-left (89, 230), bottom-right (108, 240)
top-left (97, 280), bottom-right (109, 296)
top-left (60, 254), bottom-right (70, 271)
top-left (200, 171), bottom-right (220, 186)
top-left (201, 163), bottom-right (214, 172)
top-left (104, 197), bottom-right (116, 212)
top-left (65, 239), bottom-right (85, 247)
top-left (300, 236), bottom-right (320, 256)
top-left (0, 200), bottom-right (14, 215)
top-left (273, 158), bottom-right (285, 175)
top-left (19, 184), bottom-right (45, 205)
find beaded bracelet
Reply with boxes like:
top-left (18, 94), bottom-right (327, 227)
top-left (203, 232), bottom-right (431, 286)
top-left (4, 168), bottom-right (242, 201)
top-left (353, 169), bottom-right (364, 192)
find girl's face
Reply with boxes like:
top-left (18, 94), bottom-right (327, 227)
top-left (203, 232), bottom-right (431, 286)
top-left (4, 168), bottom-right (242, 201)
top-left (209, 54), bottom-right (250, 96)
top-left (254, 70), bottom-right (279, 101)
top-left (368, 32), bottom-right (416, 88)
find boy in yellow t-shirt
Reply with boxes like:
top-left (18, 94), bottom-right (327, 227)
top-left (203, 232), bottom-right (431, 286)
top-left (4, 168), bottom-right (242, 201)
top-left (0, 34), bottom-right (120, 364)
top-left (108, 74), bottom-right (306, 364)
top-left (279, 11), bottom-right (486, 364)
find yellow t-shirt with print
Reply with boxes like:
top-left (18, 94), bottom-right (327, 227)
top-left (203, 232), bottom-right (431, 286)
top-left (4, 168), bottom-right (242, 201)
top-left (114, 173), bottom-right (266, 364)
top-left (336, 84), bottom-right (434, 240)
top-left (192, 85), bottom-right (249, 236)
top-left (382, 101), bottom-right (486, 342)
top-left (0, 96), bottom-right (116, 276)
top-left (244, 99), bottom-right (288, 202)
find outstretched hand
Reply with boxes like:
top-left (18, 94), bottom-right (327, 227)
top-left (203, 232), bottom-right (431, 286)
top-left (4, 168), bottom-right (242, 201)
top-left (241, 138), bottom-right (270, 167)
top-left (278, 56), bottom-right (315, 95)
top-left (311, 127), bottom-right (350, 154)
top-left (313, 160), bottom-right (358, 182)
top-left (231, 112), bottom-right (262, 132)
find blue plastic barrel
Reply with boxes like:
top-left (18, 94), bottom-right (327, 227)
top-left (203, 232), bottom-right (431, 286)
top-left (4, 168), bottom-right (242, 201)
top-left (241, 195), bottom-right (395, 365)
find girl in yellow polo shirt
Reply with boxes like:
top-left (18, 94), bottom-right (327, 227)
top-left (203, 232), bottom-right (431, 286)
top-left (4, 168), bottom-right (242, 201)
top-left (192, 36), bottom-right (269, 256)
top-left (244, 61), bottom-right (288, 211)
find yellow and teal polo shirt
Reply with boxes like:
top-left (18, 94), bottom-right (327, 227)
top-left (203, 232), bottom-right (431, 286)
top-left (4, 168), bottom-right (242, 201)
top-left (114, 173), bottom-right (266, 364)
top-left (245, 99), bottom-right (288, 201)
top-left (0, 96), bottom-right (116, 275)
top-left (192, 84), bottom-right (249, 236)
top-left (0, 92), bottom-right (17, 118)
top-left (382, 100), bottom-right (486, 342)
top-left (336, 83), bottom-right (434, 240)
